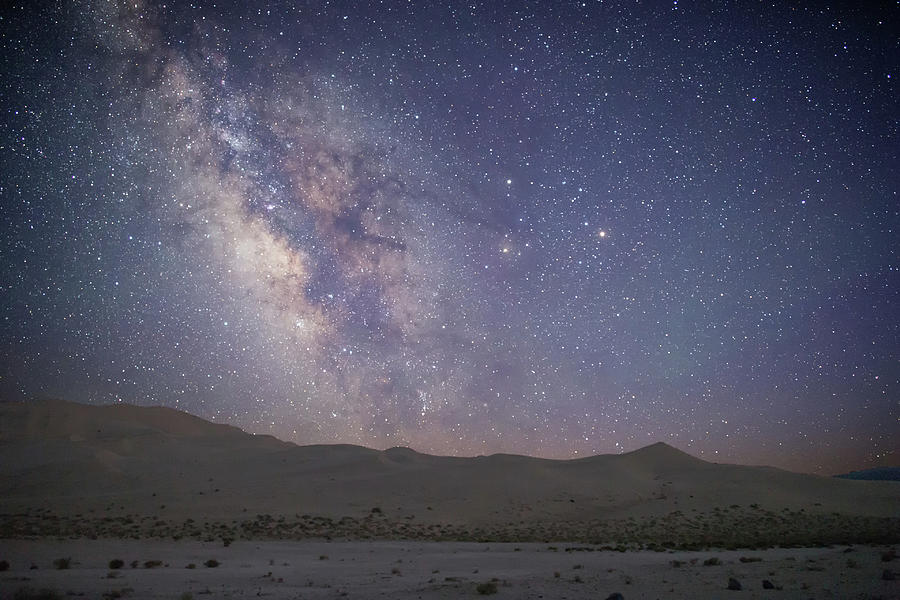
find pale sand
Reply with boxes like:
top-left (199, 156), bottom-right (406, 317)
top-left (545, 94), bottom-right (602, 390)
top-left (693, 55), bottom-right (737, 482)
top-left (1, 539), bottom-right (898, 599)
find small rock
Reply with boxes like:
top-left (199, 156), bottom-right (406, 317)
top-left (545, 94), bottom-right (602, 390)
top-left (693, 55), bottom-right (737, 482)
top-left (605, 594), bottom-right (625, 600)
top-left (762, 579), bottom-right (774, 589)
top-left (727, 577), bottom-right (742, 591)
top-left (883, 569), bottom-right (896, 581)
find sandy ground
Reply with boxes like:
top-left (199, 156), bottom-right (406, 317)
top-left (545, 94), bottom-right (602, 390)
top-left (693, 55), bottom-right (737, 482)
top-left (1, 539), bottom-right (897, 599)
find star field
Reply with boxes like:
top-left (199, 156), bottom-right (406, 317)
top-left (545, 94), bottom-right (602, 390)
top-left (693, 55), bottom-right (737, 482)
top-left (1, 1), bottom-right (897, 474)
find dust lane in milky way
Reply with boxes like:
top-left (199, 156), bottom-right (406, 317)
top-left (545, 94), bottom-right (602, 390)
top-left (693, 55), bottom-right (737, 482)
top-left (0, 1), bottom-right (896, 474)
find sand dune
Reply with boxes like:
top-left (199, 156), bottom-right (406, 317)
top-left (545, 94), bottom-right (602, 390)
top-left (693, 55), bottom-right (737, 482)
top-left (1, 399), bottom-right (898, 548)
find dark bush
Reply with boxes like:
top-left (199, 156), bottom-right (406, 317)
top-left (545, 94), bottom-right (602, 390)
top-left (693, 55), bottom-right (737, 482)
top-left (108, 559), bottom-right (124, 569)
top-left (52, 558), bottom-right (70, 570)
top-left (476, 581), bottom-right (498, 595)
top-left (204, 559), bottom-right (219, 568)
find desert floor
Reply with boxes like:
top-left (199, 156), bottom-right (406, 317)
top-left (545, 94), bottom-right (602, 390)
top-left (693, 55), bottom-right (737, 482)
top-left (1, 539), bottom-right (897, 599)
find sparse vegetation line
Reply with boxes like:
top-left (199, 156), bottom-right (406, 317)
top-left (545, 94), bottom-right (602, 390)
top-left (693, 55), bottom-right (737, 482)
top-left (1, 506), bottom-right (898, 549)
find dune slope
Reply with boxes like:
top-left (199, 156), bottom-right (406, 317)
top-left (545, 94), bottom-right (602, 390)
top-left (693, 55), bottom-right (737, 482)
top-left (1, 399), bottom-right (897, 546)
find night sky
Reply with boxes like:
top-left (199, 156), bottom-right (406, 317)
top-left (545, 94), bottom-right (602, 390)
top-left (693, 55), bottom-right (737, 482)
top-left (1, 1), bottom-right (897, 474)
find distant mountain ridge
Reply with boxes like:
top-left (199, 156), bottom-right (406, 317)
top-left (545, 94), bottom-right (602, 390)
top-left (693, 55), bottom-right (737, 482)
top-left (835, 467), bottom-right (900, 481)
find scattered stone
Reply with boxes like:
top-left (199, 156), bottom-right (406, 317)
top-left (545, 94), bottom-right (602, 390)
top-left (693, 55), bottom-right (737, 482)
top-left (727, 577), bottom-right (742, 591)
top-left (882, 569), bottom-right (896, 581)
top-left (762, 579), bottom-right (774, 589)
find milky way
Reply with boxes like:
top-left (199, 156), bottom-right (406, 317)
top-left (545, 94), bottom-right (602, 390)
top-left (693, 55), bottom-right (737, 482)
top-left (1, 1), bottom-right (897, 473)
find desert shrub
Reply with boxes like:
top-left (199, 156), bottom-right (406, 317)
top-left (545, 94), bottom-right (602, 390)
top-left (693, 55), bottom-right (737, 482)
top-left (129, 560), bottom-right (138, 569)
top-left (180, 593), bottom-right (193, 600)
top-left (52, 558), bottom-right (70, 570)
top-left (13, 589), bottom-right (62, 600)
top-left (143, 560), bottom-right (162, 569)
top-left (371, 507), bottom-right (382, 514)
top-left (703, 557), bottom-right (721, 566)
top-left (185, 563), bottom-right (196, 569)
top-left (109, 559), bottom-right (124, 569)
top-left (0, 559), bottom-right (9, 571)
top-left (476, 581), bottom-right (498, 595)
top-left (204, 559), bottom-right (219, 568)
